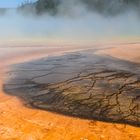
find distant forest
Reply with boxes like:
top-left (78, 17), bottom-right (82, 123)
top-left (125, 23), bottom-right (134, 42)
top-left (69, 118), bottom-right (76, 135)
top-left (19, 0), bottom-right (140, 15)
top-left (0, 8), bottom-right (7, 15)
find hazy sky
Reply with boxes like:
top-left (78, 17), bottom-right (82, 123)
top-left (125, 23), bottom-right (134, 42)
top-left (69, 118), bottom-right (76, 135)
top-left (0, 0), bottom-right (37, 8)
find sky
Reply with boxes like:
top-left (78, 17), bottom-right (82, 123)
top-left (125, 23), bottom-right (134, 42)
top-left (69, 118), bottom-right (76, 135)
top-left (0, 0), bottom-right (37, 8)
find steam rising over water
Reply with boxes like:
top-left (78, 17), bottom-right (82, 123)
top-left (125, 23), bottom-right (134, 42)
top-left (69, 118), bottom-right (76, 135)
top-left (0, 9), bottom-right (140, 46)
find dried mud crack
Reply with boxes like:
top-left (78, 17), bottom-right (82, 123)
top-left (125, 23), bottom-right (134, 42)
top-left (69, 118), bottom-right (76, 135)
top-left (3, 52), bottom-right (140, 127)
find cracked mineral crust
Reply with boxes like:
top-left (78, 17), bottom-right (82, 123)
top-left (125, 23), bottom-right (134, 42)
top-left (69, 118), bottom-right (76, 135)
top-left (3, 52), bottom-right (140, 126)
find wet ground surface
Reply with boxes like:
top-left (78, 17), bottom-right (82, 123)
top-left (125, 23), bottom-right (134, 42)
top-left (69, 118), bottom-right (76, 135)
top-left (4, 51), bottom-right (140, 127)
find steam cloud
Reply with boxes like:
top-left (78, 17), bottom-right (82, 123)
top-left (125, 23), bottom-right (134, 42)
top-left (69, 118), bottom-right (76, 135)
top-left (0, 0), bottom-right (140, 46)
